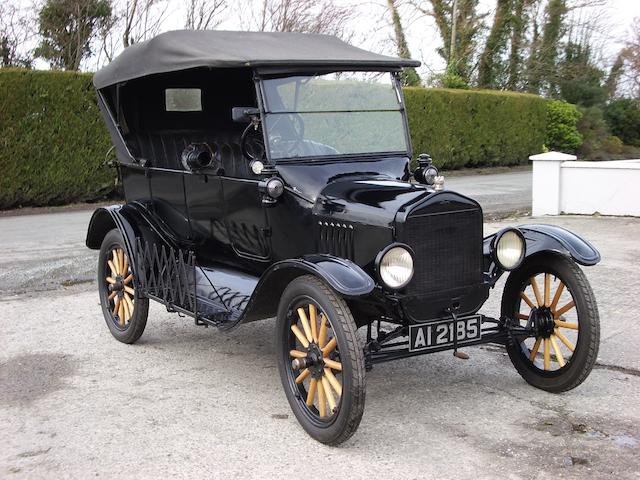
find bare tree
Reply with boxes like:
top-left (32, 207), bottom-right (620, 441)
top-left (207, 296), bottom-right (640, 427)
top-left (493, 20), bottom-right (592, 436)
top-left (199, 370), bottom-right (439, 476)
top-left (0, 3), bottom-right (36, 68)
top-left (185, 0), bottom-right (227, 30)
top-left (239, 0), bottom-right (354, 39)
top-left (408, 0), bottom-right (485, 81)
top-left (620, 17), bottom-right (640, 97)
top-left (121, 0), bottom-right (168, 48)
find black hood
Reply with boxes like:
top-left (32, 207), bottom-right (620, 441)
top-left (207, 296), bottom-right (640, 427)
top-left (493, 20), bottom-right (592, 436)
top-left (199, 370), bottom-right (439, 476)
top-left (314, 177), bottom-right (432, 227)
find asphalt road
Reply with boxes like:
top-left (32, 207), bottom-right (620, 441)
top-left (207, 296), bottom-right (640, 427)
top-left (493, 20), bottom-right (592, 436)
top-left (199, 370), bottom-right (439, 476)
top-left (2, 174), bottom-right (640, 479)
top-left (446, 169), bottom-right (532, 217)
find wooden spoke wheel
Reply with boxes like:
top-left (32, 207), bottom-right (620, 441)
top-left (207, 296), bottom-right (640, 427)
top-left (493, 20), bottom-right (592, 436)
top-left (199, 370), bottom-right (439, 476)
top-left (502, 253), bottom-right (600, 392)
top-left (277, 275), bottom-right (365, 445)
top-left (98, 229), bottom-right (149, 344)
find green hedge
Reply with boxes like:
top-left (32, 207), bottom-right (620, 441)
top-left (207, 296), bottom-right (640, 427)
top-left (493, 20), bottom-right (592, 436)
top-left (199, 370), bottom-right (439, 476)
top-left (0, 70), bottom-right (547, 209)
top-left (404, 87), bottom-right (547, 169)
top-left (0, 69), bottom-right (113, 209)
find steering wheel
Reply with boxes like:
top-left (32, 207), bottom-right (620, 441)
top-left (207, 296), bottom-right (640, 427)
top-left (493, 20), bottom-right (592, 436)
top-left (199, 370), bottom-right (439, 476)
top-left (268, 113), bottom-right (305, 158)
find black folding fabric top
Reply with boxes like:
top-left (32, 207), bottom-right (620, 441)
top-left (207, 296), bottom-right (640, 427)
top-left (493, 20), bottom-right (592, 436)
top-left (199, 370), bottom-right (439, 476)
top-left (93, 30), bottom-right (420, 88)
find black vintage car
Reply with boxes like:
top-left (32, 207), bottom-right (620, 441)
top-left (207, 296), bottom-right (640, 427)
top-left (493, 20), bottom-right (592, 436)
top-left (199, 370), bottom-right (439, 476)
top-left (87, 30), bottom-right (601, 445)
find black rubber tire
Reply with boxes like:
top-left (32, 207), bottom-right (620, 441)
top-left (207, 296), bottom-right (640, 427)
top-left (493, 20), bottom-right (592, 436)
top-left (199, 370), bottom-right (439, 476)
top-left (276, 275), bottom-right (366, 445)
top-left (502, 253), bottom-right (600, 392)
top-left (98, 229), bottom-right (149, 344)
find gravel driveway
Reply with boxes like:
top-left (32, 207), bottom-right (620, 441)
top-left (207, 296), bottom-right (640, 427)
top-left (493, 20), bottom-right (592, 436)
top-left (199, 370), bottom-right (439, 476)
top-left (1, 211), bottom-right (639, 479)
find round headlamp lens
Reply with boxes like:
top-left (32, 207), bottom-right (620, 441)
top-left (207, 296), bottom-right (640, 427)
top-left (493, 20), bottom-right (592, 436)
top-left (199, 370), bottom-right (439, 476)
top-left (495, 229), bottom-right (525, 270)
top-left (424, 166), bottom-right (438, 185)
top-left (379, 246), bottom-right (414, 289)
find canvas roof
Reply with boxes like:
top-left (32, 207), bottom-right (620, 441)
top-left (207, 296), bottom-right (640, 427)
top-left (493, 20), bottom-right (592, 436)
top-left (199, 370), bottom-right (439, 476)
top-left (93, 30), bottom-right (420, 88)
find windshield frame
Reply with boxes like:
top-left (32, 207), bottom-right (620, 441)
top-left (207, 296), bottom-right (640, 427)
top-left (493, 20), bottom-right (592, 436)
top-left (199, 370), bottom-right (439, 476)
top-left (255, 70), bottom-right (413, 164)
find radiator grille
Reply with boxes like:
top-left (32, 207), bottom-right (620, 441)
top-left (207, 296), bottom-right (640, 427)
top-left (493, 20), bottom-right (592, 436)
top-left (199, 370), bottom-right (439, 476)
top-left (404, 208), bottom-right (483, 294)
top-left (318, 221), bottom-right (354, 260)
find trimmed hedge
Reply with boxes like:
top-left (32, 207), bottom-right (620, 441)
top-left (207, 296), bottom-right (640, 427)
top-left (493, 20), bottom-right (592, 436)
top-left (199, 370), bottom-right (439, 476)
top-left (0, 69), bottom-right (113, 209)
top-left (404, 87), bottom-right (547, 169)
top-left (0, 70), bottom-right (547, 209)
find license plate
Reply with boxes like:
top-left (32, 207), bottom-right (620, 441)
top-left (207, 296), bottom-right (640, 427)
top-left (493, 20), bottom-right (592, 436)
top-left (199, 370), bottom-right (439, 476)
top-left (409, 315), bottom-right (482, 352)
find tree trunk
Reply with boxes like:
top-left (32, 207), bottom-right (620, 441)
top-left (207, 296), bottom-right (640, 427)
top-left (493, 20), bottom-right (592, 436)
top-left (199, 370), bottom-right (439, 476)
top-left (387, 0), bottom-right (421, 86)
top-left (477, 0), bottom-right (512, 89)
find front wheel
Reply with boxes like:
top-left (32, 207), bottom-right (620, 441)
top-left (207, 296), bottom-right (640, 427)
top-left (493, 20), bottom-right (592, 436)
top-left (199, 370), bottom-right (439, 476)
top-left (502, 253), bottom-right (600, 392)
top-left (276, 275), bottom-right (366, 445)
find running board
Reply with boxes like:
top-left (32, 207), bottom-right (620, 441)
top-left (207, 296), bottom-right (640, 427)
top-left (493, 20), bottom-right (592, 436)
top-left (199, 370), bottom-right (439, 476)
top-left (134, 239), bottom-right (258, 329)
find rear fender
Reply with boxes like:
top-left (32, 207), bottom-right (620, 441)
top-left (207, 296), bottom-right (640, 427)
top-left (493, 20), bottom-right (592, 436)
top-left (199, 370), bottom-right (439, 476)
top-left (240, 254), bottom-right (375, 323)
top-left (86, 203), bottom-right (180, 277)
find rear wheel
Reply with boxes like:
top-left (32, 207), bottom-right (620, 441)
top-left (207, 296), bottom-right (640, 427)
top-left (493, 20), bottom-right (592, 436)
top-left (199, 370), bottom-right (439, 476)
top-left (502, 253), bottom-right (599, 392)
top-left (276, 275), bottom-right (366, 445)
top-left (98, 229), bottom-right (149, 344)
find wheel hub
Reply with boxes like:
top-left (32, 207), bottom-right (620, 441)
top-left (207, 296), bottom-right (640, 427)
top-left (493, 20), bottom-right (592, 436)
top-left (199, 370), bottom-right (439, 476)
top-left (532, 306), bottom-right (555, 338)
top-left (306, 343), bottom-right (325, 379)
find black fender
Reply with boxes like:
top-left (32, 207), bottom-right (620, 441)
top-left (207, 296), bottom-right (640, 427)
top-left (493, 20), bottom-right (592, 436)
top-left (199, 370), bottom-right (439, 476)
top-left (483, 224), bottom-right (600, 277)
top-left (86, 202), bottom-right (182, 277)
top-left (240, 254), bottom-right (376, 323)
top-left (86, 205), bottom-right (139, 271)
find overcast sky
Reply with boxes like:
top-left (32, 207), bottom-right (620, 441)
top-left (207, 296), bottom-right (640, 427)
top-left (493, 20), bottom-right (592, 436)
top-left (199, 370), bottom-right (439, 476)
top-left (16, 0), bottom-right (640, 75)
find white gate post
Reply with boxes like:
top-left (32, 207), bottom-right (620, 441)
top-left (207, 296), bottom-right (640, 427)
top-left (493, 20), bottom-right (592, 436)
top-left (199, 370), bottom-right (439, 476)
top-left (529, 152), bottom-right (576, 216)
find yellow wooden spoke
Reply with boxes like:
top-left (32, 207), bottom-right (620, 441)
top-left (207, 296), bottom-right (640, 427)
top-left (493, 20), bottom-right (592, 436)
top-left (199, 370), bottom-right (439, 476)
top-left (124, 286), bottom-right (135, 296)
top-left (550, 281), bottom-right (565, 311)
top-left (295, 368), bottom-right (310, 384)
top-left (306, 378), bottom-right (317, 407)
top-left (322, 376), bottom-right (337, 412)
top-left (318, 314), bottom-right (328, 348)
top-left (123, 274), bottom-right (133, 285)
top-left (289, 350), bottom-right (307, 359)
top-left (317, 380), bottom-right (326, 417)
top-left (124, 293), bottom-right (134, 316)
top-left (554, 301), bottom-right (576, 319)
top-left (112, 250), bottom-right (119, 274)
top-left (112, 295), bottom-right (121, 316)
top-left (529, 337), bottom-right (542, 361)
top-left (106, 277), bottom-right (116, 285)
top-left (324, 358), bottom-right (342, 371)
top-left (291, 325), bottom-right (310, 348)
top-left (544, 273), bottom-right (551, 306)
top-left (309, 304), bottom-right (318, 342)
top-left (122, 255), bottom-right (129, 276)
top-left (324, 368), bottom-right (342, 397)
top-left (550, 335), bottom-right (566, 367)
top-left (122, 299), bottom-right (130, 324)
top-left (108, 291), bottom-right (117, 301)
top-left (543, 338), bottom-right (550, 370)
top-left (554, 328), bottom-right (575, 352)
top-left (108, 260), bottom-right (118, 277)
top-left (555, 320), bottom-right (579, 330)
top-left (297, 308), bottom-right (314, 343)
top-left (118, 249), bottom-right (125, 276)
top-left (516, 313), bottom-right (529, 321)
top-left (118, 300), bottom-right (125, 326)
top-left (530, 276), bottom-right (544, 306)
top-left (321, 337), bottom-right (337, 356)
top-left (520, 292), bottom-right (536, 309)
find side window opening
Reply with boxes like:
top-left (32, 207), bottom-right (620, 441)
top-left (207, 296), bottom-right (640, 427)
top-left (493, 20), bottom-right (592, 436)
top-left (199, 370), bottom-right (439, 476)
top-left (165, 88), bottom-right (202, 112)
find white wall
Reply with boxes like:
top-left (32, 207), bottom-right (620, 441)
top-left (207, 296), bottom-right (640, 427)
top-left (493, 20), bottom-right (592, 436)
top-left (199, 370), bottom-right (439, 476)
top-left (531, 153), bottom-right (640, 217)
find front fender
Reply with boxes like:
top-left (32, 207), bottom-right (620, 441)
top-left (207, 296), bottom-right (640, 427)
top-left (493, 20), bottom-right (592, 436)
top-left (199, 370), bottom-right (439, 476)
top-left (240, 254), bottom-right (375, 323)
top-left (483, 224), bottom-right (600, 271)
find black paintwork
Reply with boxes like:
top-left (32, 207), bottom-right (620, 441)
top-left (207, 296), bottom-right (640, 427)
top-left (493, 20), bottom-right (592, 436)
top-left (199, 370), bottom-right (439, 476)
top-left (87, 65), bottom-right (601, 332)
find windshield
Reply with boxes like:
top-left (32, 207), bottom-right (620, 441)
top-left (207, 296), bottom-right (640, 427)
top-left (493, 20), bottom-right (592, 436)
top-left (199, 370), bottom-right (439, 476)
top-left (261, 72), bottom-right (409, 160)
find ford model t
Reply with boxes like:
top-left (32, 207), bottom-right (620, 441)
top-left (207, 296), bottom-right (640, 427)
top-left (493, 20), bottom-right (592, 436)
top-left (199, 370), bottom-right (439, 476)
top-left (86, 30), bottom-right (601, 444)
